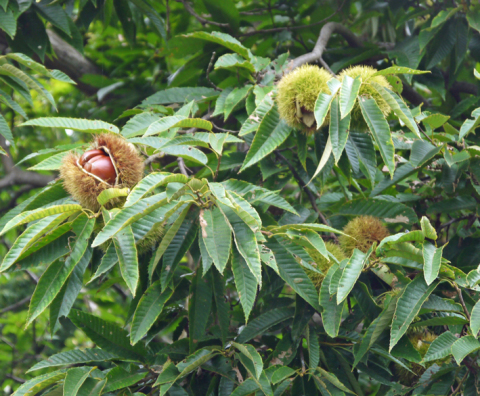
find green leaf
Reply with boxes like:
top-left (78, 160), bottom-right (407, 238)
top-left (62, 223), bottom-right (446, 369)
top-left (28, 348), bottom-right (117, 372)
top-left (183, 31), bottom-right (249, 59)
top-left (337, 247), bottom-right (373, 304)
top-left (271, 367), bottom-right (296, 385)
top-left (144, 115), bottom-right (212, 136)
top-left (0, 114), bottom-right (13, 146)
top-left (371, 163), bottom-right (417, 197)
top-left (220, 204), bottom-right (262, 285)
top-left (0, 204), bottom-right (81, 236)
top-left (373, 66), bottom-right (429, 76)
top-left (422, 242), bottom-right (444, 285)
top-left (103, 367), bottom-right (148, 393)
top-left (345, 131), bottom-right (377, 187)
top-left (314, 78), bottom-right (341, 127)
top-left (142, 87), bottom-right (219, 106)
top-left (236, 307), bottom-right (295, 343)
top-left (49, 246), bottom-right (93, 334)
top-left (422, 331), bottom-right (457, 363)
top-left (307, 325), bottom-right (320, 369)
top-left (211, 268), bottom-right (230, 345)
top-left (5, 53), bottom-right (75, 83)
top-left (426, 196), bottom-right (476, 215)
top-left (131, 281), bottom-right (173, 345)
top-left (1, 213), bottom-right (71, 273)
top-left (113, 225), bottom-right (139, 296)
top-left (0, 7), bottom-right (16, 39)
top-left (92, 193), bottom-right (168, 247)
top-left (64, 367), bottom-right (95, 396)
top-left (21, 117), bottom-right (119, 133)
top-left (189, 269), bottom-right (212, 353)
top-left (231, 246), bottom-right (258, 322)
top-left (422, 113), bottom-right (450, 129)
top-left (162, 145), bottom-right (208, 165)
top-left (470, 299), bottom-right (480, 337)
top-left (201, 207), bottom-right (231, 274)
top-left (339, 75), bottom-right (361, 119)
top-left (69, 309), bottom-right (149, 362)
top-left (34, 0), bottom-right (71, 36)
top-left (128, 0), bottom-right (166, 39)
top-left (240, 107), bottom-right (292, 172)
top-left (209, 132), bottom-right (228, 156)
top-left (316, 367), bottom-right (355, 394)
top-left (459, 111), bottom-right (480, 140)
top-left (389, 276), bottom-right (439, 351)
top-left (232, 342), bottom-right (263, 379)
top-left (359, 97), bottom-right (395, 178)
top-left (121, 112), bottom-right (160, 137)
top-left (215, 53), bottom-right (255, 73)
top-left (268, 238), bottom-right (321, 311)
top-left (353, 296), bottom-right (397, 368)
top-left (88, 243), bottom-right (118, 283)
top-left (230, 379), bottom-right (259, 396)
top-left (125, 173), bottom-right (188, 207)
top-left (410, 140), bottom-right (442, 167)
top-left (28, 150), bottom-right (73, 171)
top-left (239, 95), bottom-right (274, 136)
top-left (224, 85), bottom-right (253, 120)
top-left (97, 188), bottom-right (129, 206)
top-left (371, 83), bottom-right (420, 138)
top-left (451, 336), bottom-right (480, 365)
top-left (330, 96), bottom-right (351, 163)
top-left (177, 349), bottom-right (218, 379)
top-left (160, 207), bottom-right (199, 289)
top-left (26, 216), bottom-right (95, 327)
top-left (11, 369), bottom-right (67, 396)
top-left (320, 264), bottom-right (345, 338)
top-left (310, 133), bottom-right (332, 182)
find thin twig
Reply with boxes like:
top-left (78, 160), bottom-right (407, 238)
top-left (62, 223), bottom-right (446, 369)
top-left (177, 157), bottom-right (189, 176)
top-left (176, 0), bottom-right (230, 28)
top-left (238, 0), bottom-right (346, 38)
top-left (453, 283), bottom-right (470, 321)
top-left (285, 20), bottom-right (362, 73)
top-left (439, 215), bottom-right (471, 230)
top-left (0, 296), bottom-right (31, 314)
top-left (275, 151), bottom-right (338, 243)
top-left (5, 373), bottom-right (25, 384)
top-left (450, 371), bottom-right (469, 395)
top-left (214, 155), bottom-right (222, 181)
top-left (211, 121), bottom-right (238, 134)
top-left (206, 52), bottom-right (222, 92)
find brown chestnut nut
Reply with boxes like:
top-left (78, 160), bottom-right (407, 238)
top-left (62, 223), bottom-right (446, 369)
top-left (81, 149), bottom-right (116, 184)
top-left (80, 149), bottom-right (106, 165)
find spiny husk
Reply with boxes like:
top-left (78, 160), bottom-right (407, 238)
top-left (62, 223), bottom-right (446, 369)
top-left (305, 242), bottom-right (347, 289)
top-left (60, 133), bottom-right (144, 211)
top-left (395, 330), bottom-right (451, 385)
top-left (339, 215), bottom-right (390, 257)
top-left (277, 64), bottom-right (332, 133)
top-left (136, 222), bottom-right (165, 253)
top-left (338, 65), bottom-right (391, 130)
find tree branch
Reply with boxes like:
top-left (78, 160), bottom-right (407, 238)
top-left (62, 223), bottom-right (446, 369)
top-left (0, 296), bottom-right (31, 315)
top-left (285, 22), bottom-right (363, 73)
top-left (0, 30), bottom-right (102, 96)
top-left (176, 0), bottom-right (230, 28)
top-left (238, 0), bottom-right (346, 38)
top-left (0, 135), bottom-right (55, 190)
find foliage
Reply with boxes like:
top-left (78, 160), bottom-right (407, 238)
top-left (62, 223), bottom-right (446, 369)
top-left (2, 1), bottom-right (480, 396)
